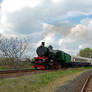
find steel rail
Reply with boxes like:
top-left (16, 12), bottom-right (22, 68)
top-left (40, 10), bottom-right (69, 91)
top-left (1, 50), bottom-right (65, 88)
top-left (0, 69), bottom-right (35, 74)
top-left (81, 74), bottom-right (92, 92)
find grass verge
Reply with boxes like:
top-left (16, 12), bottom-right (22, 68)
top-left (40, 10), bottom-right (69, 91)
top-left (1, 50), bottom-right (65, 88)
top-left (0, 67), bottom-right (92, 92)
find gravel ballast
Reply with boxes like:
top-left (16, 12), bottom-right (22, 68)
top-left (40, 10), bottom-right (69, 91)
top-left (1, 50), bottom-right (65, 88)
top-left (55, 70), bottom-right (92, 92)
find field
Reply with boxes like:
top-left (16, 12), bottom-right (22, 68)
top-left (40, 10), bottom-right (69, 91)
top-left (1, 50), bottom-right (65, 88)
top-left (0, 57), bottom-right (33, 70)
top-left (0, 67), bottom-right (92, 92)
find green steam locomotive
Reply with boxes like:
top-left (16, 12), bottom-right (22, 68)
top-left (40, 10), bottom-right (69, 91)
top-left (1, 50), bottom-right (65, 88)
top-left (32, 42), bottom-right (71, 69)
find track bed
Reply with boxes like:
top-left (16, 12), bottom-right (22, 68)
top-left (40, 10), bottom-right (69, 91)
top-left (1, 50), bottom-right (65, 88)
top-left (0, 69), bottom-right (54, 79)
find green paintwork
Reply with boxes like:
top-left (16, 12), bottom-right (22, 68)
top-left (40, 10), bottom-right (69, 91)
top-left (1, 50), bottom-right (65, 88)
top-left (49, 50), bottom-right (71, 63)
top-left (64, 53), bottom-right (71, 63)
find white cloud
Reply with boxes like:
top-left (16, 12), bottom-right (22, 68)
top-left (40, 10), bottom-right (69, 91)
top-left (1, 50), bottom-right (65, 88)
top-left (58, 39), bottom-right (64, 46)
top-left (52, 0), bottom-right (63, 4)
top-left (70, 24), bottom-right (87, 37)
top-left (79, 45), bottom-right (83, 49)
top-left (36, 33), bottom-right (55, 47)
top-left (1, 0), bottom-right (43, 12)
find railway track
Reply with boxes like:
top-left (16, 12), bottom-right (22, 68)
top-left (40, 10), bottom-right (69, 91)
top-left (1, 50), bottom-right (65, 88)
top-left (81, 74), bottom-right (92, 92)
top-left (0, 69), bottom-right (37, 74)
top-left (0, 69), bottom-right (53, 79)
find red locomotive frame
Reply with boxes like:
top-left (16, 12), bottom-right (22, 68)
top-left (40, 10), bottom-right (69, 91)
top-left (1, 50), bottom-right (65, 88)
top-left (32, 57), bottom-right (49, 69)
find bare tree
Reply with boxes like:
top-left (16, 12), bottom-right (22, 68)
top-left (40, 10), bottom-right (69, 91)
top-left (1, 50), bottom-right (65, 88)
top-left (0, 35), bottom-right (29, 68)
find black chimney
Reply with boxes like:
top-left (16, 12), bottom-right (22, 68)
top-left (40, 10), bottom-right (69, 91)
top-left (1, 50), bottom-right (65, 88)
top-left (42, 42), bottom-right (45, 47)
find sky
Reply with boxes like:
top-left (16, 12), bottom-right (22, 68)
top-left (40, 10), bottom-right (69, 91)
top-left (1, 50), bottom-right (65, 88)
top-left (0, 0), bottom-right (92, 56)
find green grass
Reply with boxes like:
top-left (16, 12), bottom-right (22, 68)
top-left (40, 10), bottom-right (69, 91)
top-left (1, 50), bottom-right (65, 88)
top-left (0, 66), bottom-right (6, 70)
top-left (0, 67), bottom-right (92, 92)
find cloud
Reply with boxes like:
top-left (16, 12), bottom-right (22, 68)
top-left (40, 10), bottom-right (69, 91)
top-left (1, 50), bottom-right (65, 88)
top-left (70, 18), bottom-right (92, 43)
top-left (52, 0), bottom-right (64, 4)
top-left (1, 0), bottom-right (92, 35)
top-left (1, 0), bottom-right (43, 12)
top-left (42, 17), bottom-right (92, 55)
top-left (43, 21), bottom-right (72, 37)
top-left (1, 0), bottom-right (92, 55)
top-left (70, 24), bottom-right (87, 38)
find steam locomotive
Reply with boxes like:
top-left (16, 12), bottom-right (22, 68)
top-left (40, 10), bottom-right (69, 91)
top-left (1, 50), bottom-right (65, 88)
top-left (32, 42), bottom-right (71, 69)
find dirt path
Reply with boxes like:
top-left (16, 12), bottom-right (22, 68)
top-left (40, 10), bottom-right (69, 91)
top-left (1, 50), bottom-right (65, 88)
top-left (39, 70), bottom-right (92, 92)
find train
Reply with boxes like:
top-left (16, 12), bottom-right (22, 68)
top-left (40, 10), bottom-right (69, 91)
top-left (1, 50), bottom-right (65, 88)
top-left (32, 42), bottom-right (91, 69)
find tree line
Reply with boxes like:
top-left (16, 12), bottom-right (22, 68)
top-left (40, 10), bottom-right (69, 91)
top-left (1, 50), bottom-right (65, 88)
top-left (78, 48), bottom-right (92, 58)
top-left (0, 34), bottom-right (31, 68)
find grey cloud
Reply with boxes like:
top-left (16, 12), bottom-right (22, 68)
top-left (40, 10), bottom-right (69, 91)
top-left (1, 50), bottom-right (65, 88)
top-left (43, 21), bottom-right (73, 38)
top-left (7, 8), bottom-right (43, 35)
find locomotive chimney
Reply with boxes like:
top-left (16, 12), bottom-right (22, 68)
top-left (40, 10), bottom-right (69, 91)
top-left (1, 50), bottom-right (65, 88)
top-left (42, 42), bottom-right (45, 47)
